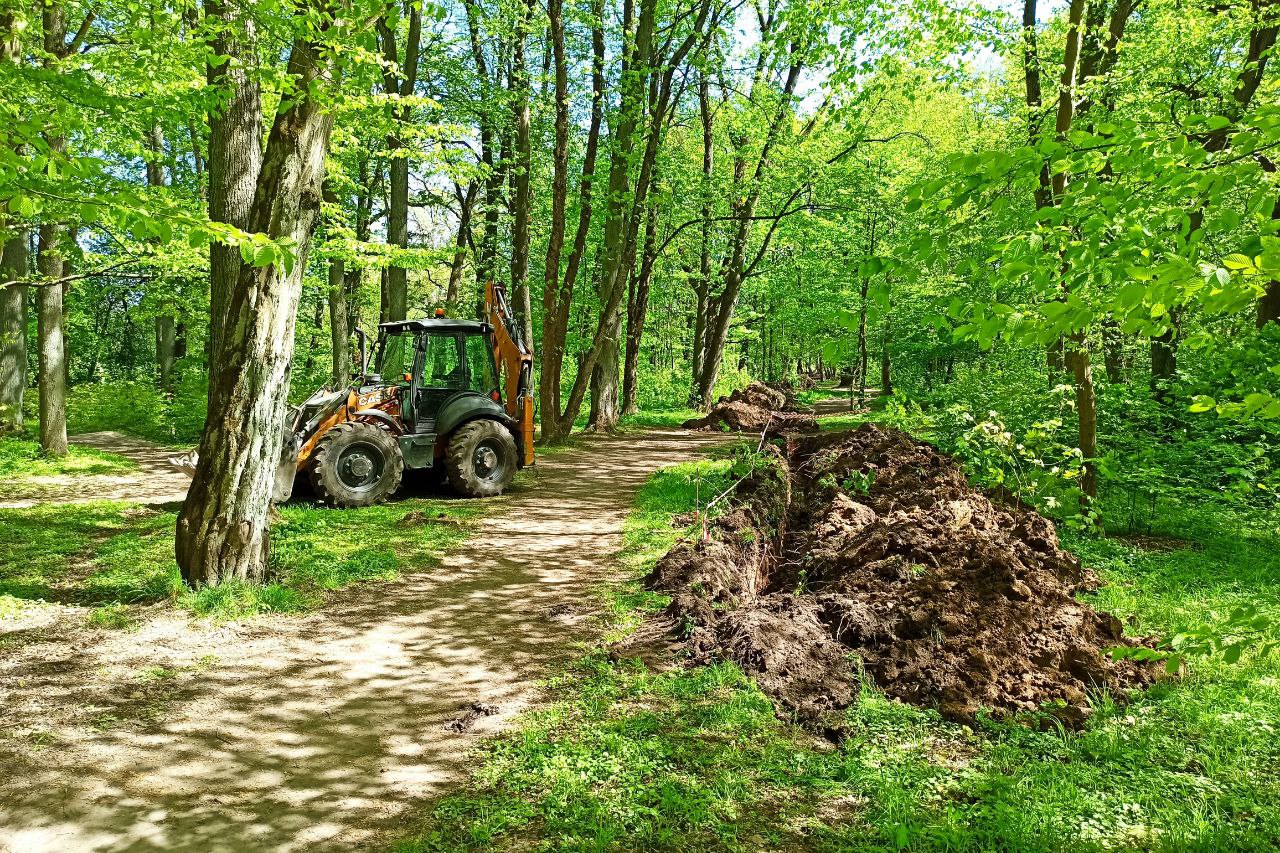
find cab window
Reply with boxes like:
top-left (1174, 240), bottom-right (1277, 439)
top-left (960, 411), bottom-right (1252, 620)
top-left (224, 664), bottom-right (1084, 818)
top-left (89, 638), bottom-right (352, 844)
top-left (465, 333), bottom-right (498, 394)
top-left (424, 334), bottom-right (466, 388)
top-left (375, 332), bottom-right (414, 382)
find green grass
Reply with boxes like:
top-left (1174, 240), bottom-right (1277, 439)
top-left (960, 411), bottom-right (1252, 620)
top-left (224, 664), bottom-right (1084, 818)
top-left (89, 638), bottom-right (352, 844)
top-left (0, 435), bottom-right (136, 482)
top-left (399, 451), bottom-right (1280, 852)
top-left (0, 496), bottom-right (482, 621)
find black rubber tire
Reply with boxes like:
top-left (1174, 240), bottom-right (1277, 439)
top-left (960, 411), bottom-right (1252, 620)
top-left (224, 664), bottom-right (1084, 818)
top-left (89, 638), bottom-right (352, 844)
top-left (445, 419), bottom-right (517, 498)
top-left (309, 422), bottom-right (404, 508)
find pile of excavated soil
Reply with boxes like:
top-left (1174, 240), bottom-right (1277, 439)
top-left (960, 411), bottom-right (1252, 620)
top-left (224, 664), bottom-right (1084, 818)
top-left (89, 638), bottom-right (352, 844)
top-left (683, 382), bottom-right (817, 435)
top-left (648, 423), bottom-right (1158, 729)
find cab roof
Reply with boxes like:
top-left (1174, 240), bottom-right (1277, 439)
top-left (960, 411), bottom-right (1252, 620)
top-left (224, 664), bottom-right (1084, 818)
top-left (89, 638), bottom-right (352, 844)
top-left (378, 318), bottom-right (491, 334)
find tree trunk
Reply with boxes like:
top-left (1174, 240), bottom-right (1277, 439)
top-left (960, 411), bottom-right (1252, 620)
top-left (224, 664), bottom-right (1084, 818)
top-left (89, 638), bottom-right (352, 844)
top-left (329, 256), bottom-right (349, 387)
top-left (205, 0), bottom-right (261, 360)
top-left (156, 314), bottom-right (176, 390)
top-left (587, 0), bottom-right (652, 432)
top-left (1066, 333), bottom-right (1098, 504)
top-left (1150, 316), bottom-right (1178, 402)
top-left (509, 0), bottom-right (535, 347)
top-left (0, 12), bottom-right (27, 434)
top-left (0, 239), bottom-right (27, 434)
top-left (1259, 200), bottom-right (1280, 326)
top-left (879, 339), bottom-right (892, 396)
top-left (695, 50), bottom-right (803, 403)
top-left (1102, 318), bottom-right (1125, 383)
top-left (446, 183), bottom-right (476, 312)
top-left (377, 4), bottom-right (421, 323)
top-left (623, 200), bottom-right (659, 415)
top-left (37, 226), bottom-right (67, 455)
top-left (539, 0), bottom-right (604, 442)
top-left (176, 16), bottom-right (339, 586)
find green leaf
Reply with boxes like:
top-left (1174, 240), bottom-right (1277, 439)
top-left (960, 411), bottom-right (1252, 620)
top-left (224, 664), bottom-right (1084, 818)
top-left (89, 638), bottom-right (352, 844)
top-left (1189, 395), bottom-right (1216, 413)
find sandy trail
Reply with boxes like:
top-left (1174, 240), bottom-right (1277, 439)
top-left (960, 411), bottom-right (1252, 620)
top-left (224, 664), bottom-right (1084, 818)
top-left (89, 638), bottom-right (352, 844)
top-left (0, 429), bottom-right (724, 852)
top-left (0, 432), bottom-right (191, 509)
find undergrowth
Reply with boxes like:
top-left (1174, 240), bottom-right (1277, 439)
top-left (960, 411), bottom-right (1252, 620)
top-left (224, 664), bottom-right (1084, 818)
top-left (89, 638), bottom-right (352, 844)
top-left (401, 448), bottom-right (1280, 852)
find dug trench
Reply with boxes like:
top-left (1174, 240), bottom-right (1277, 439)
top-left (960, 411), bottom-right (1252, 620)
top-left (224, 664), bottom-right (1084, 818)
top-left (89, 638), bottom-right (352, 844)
top-left (647, 422), bottom-right (1160, 732)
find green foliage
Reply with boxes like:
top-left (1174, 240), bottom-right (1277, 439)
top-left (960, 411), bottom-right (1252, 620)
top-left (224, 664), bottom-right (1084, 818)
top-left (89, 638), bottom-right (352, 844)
top-left (66, 375), bottom-right (209, 445)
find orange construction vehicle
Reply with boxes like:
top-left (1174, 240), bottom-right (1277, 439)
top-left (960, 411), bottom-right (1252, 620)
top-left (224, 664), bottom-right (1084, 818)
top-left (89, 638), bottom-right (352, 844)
top-left (272, 281), bottom-right (535, 507)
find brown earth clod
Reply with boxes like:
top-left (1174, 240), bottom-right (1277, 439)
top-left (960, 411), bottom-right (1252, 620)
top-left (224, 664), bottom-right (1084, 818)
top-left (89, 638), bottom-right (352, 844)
top-left (682, 382), bottom-right (818, 436)
top-left (647, 422), bottom-right (1159, 731)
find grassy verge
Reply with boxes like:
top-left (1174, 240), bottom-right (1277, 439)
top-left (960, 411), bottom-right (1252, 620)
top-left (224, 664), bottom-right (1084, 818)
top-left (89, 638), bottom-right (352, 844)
top-left (0, 435), bottom-right (136, 484)
top-left (399, 450), bottom-right (1280, 852)
top-left (0, 496), bottom-right (482, 622)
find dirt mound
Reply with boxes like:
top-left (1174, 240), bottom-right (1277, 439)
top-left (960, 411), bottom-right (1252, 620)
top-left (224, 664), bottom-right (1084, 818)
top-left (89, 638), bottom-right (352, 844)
top-left (682, 382), bottom-right (817, 435)
top-left (647, 423), bottom-right (1157, 729)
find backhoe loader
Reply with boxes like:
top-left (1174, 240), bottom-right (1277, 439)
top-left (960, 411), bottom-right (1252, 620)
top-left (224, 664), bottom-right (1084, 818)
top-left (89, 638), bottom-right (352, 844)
top-left (270, 281), bottom-right (535, 507)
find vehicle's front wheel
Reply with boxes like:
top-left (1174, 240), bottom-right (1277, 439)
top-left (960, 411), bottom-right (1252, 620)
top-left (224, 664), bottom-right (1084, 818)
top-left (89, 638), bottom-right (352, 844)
top-left (309, 422), bottom-right (404, 508)
top-left (445, 419), bottom-right (517, 498)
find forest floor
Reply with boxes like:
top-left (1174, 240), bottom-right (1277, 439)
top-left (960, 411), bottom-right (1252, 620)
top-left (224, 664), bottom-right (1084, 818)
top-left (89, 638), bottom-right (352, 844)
top-left (0, 432), bottom-right (190, 509)
top-left (0, 428), bottom-right (727, 853)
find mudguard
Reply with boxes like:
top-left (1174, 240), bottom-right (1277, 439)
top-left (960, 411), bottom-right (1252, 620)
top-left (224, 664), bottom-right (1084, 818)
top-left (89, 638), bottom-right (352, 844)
top-left (435, 393), bottom-right (512, 441)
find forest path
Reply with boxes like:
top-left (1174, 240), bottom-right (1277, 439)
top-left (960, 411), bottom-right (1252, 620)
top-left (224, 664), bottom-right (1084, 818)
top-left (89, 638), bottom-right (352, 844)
top-left (0, 428), bottom-right (726, 853)
top-left (0, 432), bottom-right (191, 509)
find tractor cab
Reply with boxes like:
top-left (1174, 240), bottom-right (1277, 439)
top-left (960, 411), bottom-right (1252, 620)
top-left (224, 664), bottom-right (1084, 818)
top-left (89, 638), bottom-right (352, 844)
top-left (373, 318), bottom-right (502, 435)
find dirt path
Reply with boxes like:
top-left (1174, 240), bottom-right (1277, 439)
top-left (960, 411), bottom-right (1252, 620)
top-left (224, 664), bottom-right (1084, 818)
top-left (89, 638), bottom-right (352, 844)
top-left (0, 432), bottom-right (191, 509)
top-left (0, 429), bottom-right (725, 853)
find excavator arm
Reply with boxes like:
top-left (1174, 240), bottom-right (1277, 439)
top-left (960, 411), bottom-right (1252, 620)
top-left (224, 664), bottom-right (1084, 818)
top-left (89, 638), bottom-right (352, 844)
top-left (485, 281), bottom-right (535, 466)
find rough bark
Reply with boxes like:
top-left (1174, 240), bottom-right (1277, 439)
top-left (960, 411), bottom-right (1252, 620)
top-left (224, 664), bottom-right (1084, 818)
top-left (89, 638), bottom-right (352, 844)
top-left (1102, 318), bottom-right (1126, 383)
top-left (539, 0), bottom-right (604, 442)
top-left (688, 70), bottom-right (714, 407)
top-left (446, 183), bottom-right (476, 312)
top-left (377, 2), bottom-right (422, 323)
top-left (623, 199), bottom-right (660, 415)
top-left (204, 0), bottom-right (261, 357)
top-left (176, 14), bottom-right (340, 586)
top-left (509, 0), bottom-right (535, 347)
top-left (0, 11), bottom-right (27, 433)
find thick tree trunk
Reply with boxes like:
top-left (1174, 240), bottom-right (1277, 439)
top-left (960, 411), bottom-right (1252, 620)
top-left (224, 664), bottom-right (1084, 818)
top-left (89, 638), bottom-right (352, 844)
top-left (0, 239), bottom-right (27, 434)
top-left (0, 12), bottom-right (27, 433)
top-left (204, 0), bottom-right (261, 357)
top-left (37, 226), bottom-right (68, 455)
top-left (176, 21), bottom-right (338, 586)
top-left (377, 5), bottom-right (421, 324)
top-left (586, 0), bottom-right (651, 432)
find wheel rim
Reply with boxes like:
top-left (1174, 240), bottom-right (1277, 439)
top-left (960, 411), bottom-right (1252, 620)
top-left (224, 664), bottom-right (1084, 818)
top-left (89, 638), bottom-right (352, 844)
top-left (336, 441), bottom-right (385, 492)
top-left (472, 438), bottom-right (507, 483)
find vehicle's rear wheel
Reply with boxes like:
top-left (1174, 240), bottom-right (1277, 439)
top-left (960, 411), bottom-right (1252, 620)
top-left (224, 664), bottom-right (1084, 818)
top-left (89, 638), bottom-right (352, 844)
top-left (309, 422), bottom-right (404, 508)
top-left (445, 419), bottom-right (517, 498)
